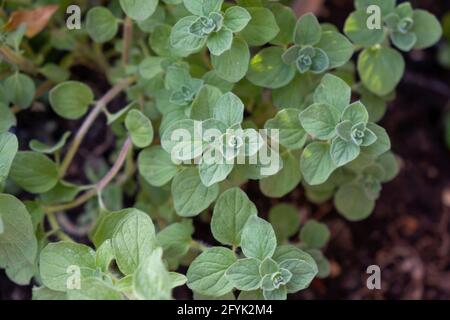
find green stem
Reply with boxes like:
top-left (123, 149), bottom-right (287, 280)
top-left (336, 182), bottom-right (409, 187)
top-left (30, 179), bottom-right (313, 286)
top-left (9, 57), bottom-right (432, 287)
top-left (46, 212), bottom-right (75, 242)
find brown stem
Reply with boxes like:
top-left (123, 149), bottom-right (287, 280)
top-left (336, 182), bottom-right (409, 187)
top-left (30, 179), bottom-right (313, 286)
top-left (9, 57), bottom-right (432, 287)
top-left (0, 45), bottom-right (38, 75)
top-left (59, 77), bottom-right (136, 177)
top-left (122, 17), bottom-right (133, 66)
top-left (46, 137), bottom-right (133, 213)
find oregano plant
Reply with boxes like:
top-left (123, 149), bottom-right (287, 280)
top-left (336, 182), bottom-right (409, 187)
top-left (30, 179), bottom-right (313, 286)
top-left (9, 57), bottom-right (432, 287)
top-left (0, 0), bottom-right (442, 300)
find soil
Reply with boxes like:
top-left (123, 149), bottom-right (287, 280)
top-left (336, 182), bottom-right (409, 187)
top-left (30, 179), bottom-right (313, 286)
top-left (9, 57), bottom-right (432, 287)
top-left (1, 0), bottom-right (449, 300)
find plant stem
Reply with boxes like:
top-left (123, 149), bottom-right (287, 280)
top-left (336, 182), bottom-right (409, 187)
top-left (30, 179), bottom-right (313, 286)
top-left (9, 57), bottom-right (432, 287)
top-left (46, 212), bottom-right (75, 242)
top-left (122, 17), bottom-right (133, 66)
top-left (59, 77), bottom-right (136, 177)
top-left (46, 137), bottom-right (133, 213)
top-left (96, 137), bottom-right (133, 192)
top-left (0, 45), bottom-right (38, 74)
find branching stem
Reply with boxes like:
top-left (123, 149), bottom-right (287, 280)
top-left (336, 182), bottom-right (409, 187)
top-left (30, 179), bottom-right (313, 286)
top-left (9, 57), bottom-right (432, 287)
top-left (46, 137), bottom-right (133, 213)
top-left (59, 77), bottom-right (136, 177)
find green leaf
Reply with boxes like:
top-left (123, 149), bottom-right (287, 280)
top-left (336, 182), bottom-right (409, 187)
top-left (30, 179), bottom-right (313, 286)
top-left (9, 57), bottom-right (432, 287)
top-left (226, 258), bottom-right (262, 291)
top-left (91, 209), bottom-right (135, 248)
top-left (263, 286), bottom-right (287, 300)
top-left (119, 0), bottom-right (158, 21)
top-left (151, 24), bottom-right (190, 58)
top-left (170, 272), bottom-right (188, 289)
top-left (95, 239), bottom-right (114, 273)
top-left (247, 47), bottom-right (296, 89)
top-left (3, 73), bottom-right (35, 109)
top-left (67, 278), bottom-right (122, 300)
top-left (335, 183), bottom-right (375, 221)
top-left (313, 74), bottom-right (351, 113)
top-left (139, 57), bottom-right (166, 80)
top-left (40, 182), bottom-right (80, 205)
top-left (377, 151), bottom-right (399, 183)
top-left (307, 249), bottom-right (330, 278)
top-left (259, 257), bottom-right (279, 276)
top-left (272, 245), bottom-right (317, 265)
top-left (137, 5), bottom-right (166, 32)
top-left (199, 161), bottom-right (234, 187)
top-left (223, 6), bottom-right (251, 32)
top-left (138, 146), bottom-right (178, 187)
top-left (191, 85), bottom-right (223, 120)
top-left (294, 13), bottom-right (321, 46)
top-left (342, 101), bottom-right (369, 125)
top-left (300, 142), bottom-right (337, 185)
top-left (133, 247), bottom-right (172, 300)
top-left (331, 137), bottom-right (361, 167)
top-left (112, 210), bottom-right (157, 275)
top-left (49, 81), bottom-right (94, 120)
top-left (170, 16), bottom-right (207, 53)
top-left (161, 119), bottom-right (203, 161)
top-left (412, 10), bottom-right (442, 49)
top-left (272, 73), bottom-right (320, 110)
top-left (344, 11), bottom-right (385, 47)
top-left (183, 0), bottom-right (204, 15)
top-left (10, 152), bottom-right (59, 194)
top-left (265, 109), bottom-right (307, 150)
top-left (268, 203), bottom-right (300, 242)
top-left (172, 168), bottom-right (219, 217)
top-left (203, 0), bottom-right (224, 15)
top-left (237, 289), bottom-right (264, 300)
top-left (202, 71), bottom-right (234, 93)
top-left (279, 258), bottom-right (317, 293)
top-left (391, 31), bottom-right (417, 52)
top-left (213, 92), bottom-right (244, 127)
top-left (0, 103), bottom-right (16, 133)
top-left (336, 120), bottom-right (352, 141)
top-left (362, 123), bottom-right (391, 156)
top-left (125, 110), bottom-right (154, 148)
top-left (0, 194), bottom-right (37, 285)
top-left (300, 220), bottom-right (330, 249)
top-left (240, 7), bottom-right (280, 46)
top-left (316, 31), bottom-right (354, 69)
top-left (29, 132), bottom-right (71, 154)
top-left (32, 287), bottom-right (67, 300)
top-left (211, 187), bottom-right (257, 246)
top-left (183, 0), bottom-right (223, 16)
top-left (40, 241), bottom-right (96, 291)
top-left (207, 28), bottom-right (233, 56)
top-left (299, 103), bottom-right (341, 140)
top-left (39, 64), bottom-right (70, 83)
top-left (241, 216), bottom-right (277, 261)
top-left (211, 37), bottom-right (250, 83)
top-left (308, 48), bottom-right (330, 74)
top-left (0, 133), bottom-right (18, 191)
top-left (86, 7), bottom-right (118, 43)
top-left (357, 47), bottom-right (405, 96)
top-left (260, 151), bottom-right (302, 198)
top-left (157, 220), bottom-right (194, 258)
top-left (269, 4), bottom-right (296, 46)
top-left (187, 247), bottom-right (237, 297)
